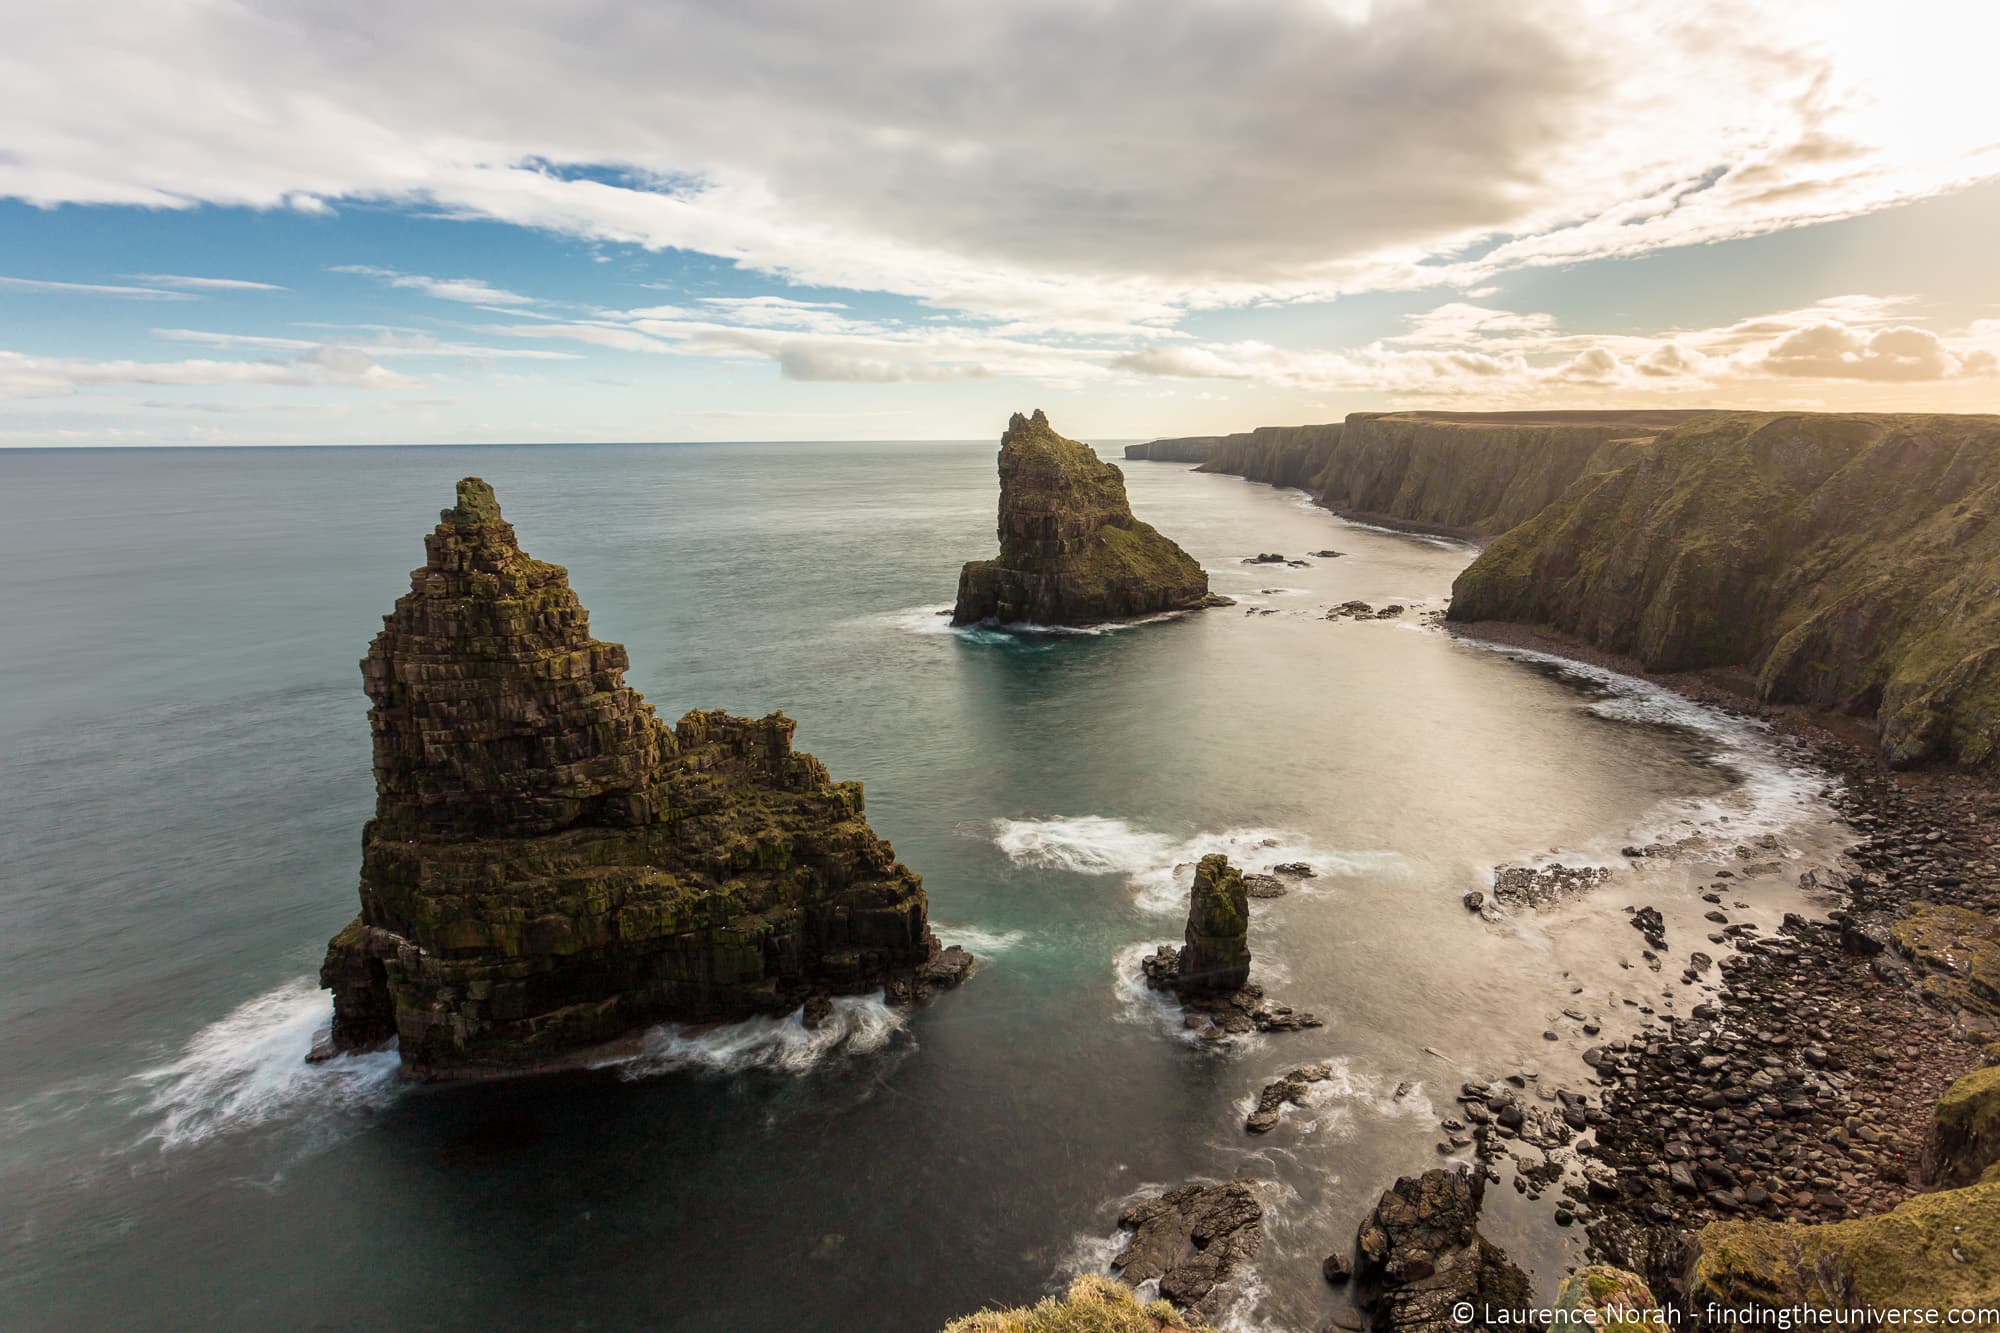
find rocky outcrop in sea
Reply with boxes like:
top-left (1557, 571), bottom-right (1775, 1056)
top-left (1141, 853), bottom-right (1320, 1039)
top-left (317, 478), bottom-right (968, 1077)
top-left (1350, 1167), bottom-right (1530, 1333)
top-left (953, 409), bottom-right (1218, 627)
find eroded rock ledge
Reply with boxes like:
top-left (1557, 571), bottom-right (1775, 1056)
top-left (318, 478), bottom-right (967, 1078)
top-left (954, 410), bottom-right (1218, 627)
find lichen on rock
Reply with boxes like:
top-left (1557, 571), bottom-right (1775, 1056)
top-left (1927, 1065), bottom-right (2000, 1189)
top-left (318, 477), bottom-right (966, 1077)
top-left (942, 1274), bottom-right (1212, 1333)
top-left (953, 410), bottom-right (1216, 627)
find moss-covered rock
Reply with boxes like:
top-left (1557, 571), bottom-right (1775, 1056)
top-left (1928, 1066), bottom-right (2000, 1188)
top-left (1890, 905), bottom-right (2000, 1042)
top-left (1179, 854), bottom-right (1250, 992)
top-left (1449, 411), bottom-right (2000, 771)
top-left (1683, 1179), bottom-right (2000, 1313)
top-left (1553, 1267), bottom-right (1657, 1330)
top-left (320, 478), bottom-right (964, 1077)
top-left (941, 1275), bottom-right (1211, 1333)
top-left (954, 410), bottom-right (1212, 626)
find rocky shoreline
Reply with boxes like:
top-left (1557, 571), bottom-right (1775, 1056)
top-left (1449, 619), bottom-right (1999, 1298)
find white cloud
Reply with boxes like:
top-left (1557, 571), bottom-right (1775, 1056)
top-left (0, 275), bottom-right (193, 299)
top-left (0, 2), bottom-right (1994, 326)
top-left (330, 265), bottom-right (537, 306)
top-left (0, 347), bottom-right (421, 398)
top-left (125, 273), bottom-right (286, 291)
top-left (152, 327), bottom-right (580, 360)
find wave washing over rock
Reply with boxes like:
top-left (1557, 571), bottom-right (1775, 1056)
top-left (134, 978), bottom-right (403, 1152)
top-left (990, 815), bottom-right (1403, 916)
top-left (318, 478), bottom-right (969, 1078)
top-left (602, 993), bottom-right (909, 1080)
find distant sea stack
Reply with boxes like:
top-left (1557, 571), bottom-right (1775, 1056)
top-left (318, 478), bottom-right (968, 1077)
top-left (952, 409), bottom-right (1218, 627)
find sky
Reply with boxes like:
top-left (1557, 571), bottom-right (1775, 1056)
top-left (3, 0), bottom-right (1999, 445)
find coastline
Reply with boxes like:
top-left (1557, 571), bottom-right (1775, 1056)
top-left (1450, 618), bottom-right (1996, 1291)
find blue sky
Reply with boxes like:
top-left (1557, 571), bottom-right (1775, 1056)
top-left (3, 1), bottom-right (1998, 444)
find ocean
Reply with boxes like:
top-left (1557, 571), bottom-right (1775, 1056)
top-left (0, 440), bottom-right (1844, 1330)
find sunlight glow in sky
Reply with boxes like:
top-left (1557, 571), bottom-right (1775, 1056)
top-left (3, 0), bottom-right (1999, 444)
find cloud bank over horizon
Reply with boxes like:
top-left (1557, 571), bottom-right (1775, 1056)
top-left (2, 0), bottom-right (1998, 442)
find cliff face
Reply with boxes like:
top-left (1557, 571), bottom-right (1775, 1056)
top-left (954, 410), bottom-right (1213, 626)
top-left (1156, 411), bottom-right (1693, 536)
top-left (1450, 412), bottom-right (2000, 770)
top-left (321, 478), bottom-right (954, 1077)
top-left (1124, 436), bottom-right (1220, 464)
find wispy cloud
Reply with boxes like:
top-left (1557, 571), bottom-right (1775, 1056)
top-left (330, 265), bottom-right (537, 306)
top-left (124, 273), bottom-right (286, 291)
top-left (152, 327), bottom-right (580, 360)
top-left (0, 275), bottom-right (194, 300)
top-left (0, 347), bottom-right (421, 398)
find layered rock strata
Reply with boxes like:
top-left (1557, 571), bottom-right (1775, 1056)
top-left (319, 478), bottom-right (964, 1077)
top-left (953, 410), bottom-right (1216, 626)
top-left (1110, 1182), bottom-right (1265, 1322)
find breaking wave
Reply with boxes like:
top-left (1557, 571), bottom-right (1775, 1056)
top-left (607, 993), bottom-right (907, 1080)
top-left (991, 814), bottom-right (1404, 915)
top-left (131, 977), bottom-right (402, 1152)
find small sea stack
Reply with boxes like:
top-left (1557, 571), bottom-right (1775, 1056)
top-left (317, 477), bottom-right (969, 1078)
top-left (1141, 853), bottom-right (1319, 1039)
top-left (952, 409), bottom-right (1222, 627)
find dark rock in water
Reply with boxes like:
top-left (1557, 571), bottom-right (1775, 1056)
top-left (1273, 861), bottom-right (1318, 878)
top-left (1139, 855), bottom-right (1320, 1037)
top-left (1631, 905), bottom-right (1668, 950)
top-left (1323, 1250), bottom-right (1353, 1284)
top-left (1244, 552), bottom-right (1289, 564)
top-left (1181, 854), bottom-right (1251, 992)
top-left (1112, 1181), bottom-right (1264, 1320)
top-left (1246, 1062), bottom-right (1333, 1133)
top-left (1354, 1167), bottom-right (1530, 1332)
top-left (1462, 891), bottom-right (1486, 912)
top-left (1310, 550), bottom-right (1346, 559)
top-left (1490, 862), bottom-right (1611, 909)
top-left (318, 478), bottom-right (966, 1078)
top-left (952, 410), bottom-right (1215, 627)
top-left (1243, 872), bottom-right (1289, 899)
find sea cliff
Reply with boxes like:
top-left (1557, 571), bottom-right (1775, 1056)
top-left (1450, 412), bottom-right (2000, 771)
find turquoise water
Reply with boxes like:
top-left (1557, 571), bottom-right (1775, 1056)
top-left (0, 442), bottom-right (1837, 1330)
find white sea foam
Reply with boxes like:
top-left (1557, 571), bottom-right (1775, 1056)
top-left (992, 815), bottom-right (1403, 915)
top-left (607, 993), bottom-right (907, 1080)
top-left (935, 923), bottom-right (1029, 955)
top-left (130, 978), bottom-right (402, 1151)
top-left (874, 604), bottom-right (1190, 641)
top-left (1234, 1056), bottom-right (1436, 1140)
top-left (1466, 641), bottom-right (1837, 859)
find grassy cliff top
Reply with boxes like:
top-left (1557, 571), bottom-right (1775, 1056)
top-left (942, 1276), bottom-right (1210, 1332)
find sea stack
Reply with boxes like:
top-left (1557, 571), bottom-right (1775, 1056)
top-left (1178, 854), bottom-right (1251, 991)
top-left (1140, 853), bottom-right (1318, 1038)
top-left (317, 478), bottom-right (967, 1077)
top-left (952, 409), bottom-right (1216, 626)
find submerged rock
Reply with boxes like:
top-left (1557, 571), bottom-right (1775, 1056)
top-left (1112, 1181), bottom-right (1264, 1321)
top-left (1246, 1063), bottom-right (1333, 1133)
top-left (953, 410), bottom-right (1217, 627)
top-left (317, 478), bottom-right (966, 1077)
top-left (1353, 1167), bottom-right (1531, 1332)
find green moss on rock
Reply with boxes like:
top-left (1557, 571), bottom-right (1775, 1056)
top-left (1929, 1066), bottom-right (2000, 1188)
top-left (320, 479), bottom-right (958, 1077)
top-left (953, 410), bottom-right (1212, 626)
top-left (1684, 1180), bottom-right (2000, 1312)
top-left (1554, 1266), bottom-right (1657, 1330)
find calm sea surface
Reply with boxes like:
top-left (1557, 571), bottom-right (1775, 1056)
top-left (0, 441), bottom-right (1842, 1330)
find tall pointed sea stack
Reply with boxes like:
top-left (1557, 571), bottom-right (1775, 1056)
top-left (318, 478), bottom-right (964, 1077)
top-left (952, 409), bottom-right (1216, 626)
